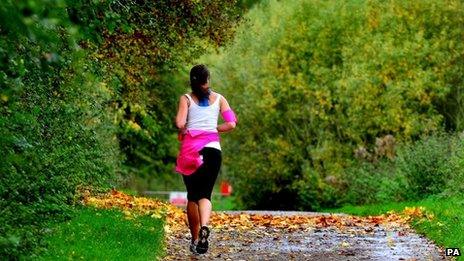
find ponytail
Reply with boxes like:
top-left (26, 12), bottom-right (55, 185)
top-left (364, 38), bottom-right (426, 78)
top-left (190, 64), bottom-right (211, 99)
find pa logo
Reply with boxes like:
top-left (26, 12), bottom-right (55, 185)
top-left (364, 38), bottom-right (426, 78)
top-left (445, 248), bottom-right (461, 256)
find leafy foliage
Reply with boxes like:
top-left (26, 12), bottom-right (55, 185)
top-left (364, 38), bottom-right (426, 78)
top-left (442, 133), bottom-right (464, 197)
top-left (1, 1), bottom-right (120, 258)
top-left (1, 0), bottom-right (240, 258)
top-left (338, 160), bottom-right (407, 206)
top-left (335, 132), bottom-right (464, 206)
top-left (395, 133), bottom-right (456, 200)
top-left (206, 0), bottom-right (464, 210)
top-left (70, 0), bottom-right (240, 184)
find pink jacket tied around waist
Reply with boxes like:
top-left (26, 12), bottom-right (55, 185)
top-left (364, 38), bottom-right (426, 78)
top-left (175, 130), bottom-right (220, 175)
top-left (175, 109), bottom-right (237, 175)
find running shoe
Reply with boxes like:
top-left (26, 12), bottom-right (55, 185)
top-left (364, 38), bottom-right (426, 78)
top-left (196, 226), bottom-right (210, 254)
top-left (189, 240), bottom-right (199, 255)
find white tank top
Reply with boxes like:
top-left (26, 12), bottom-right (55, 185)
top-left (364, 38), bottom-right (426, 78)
top-left (185, 93), bottom-right (221, 150)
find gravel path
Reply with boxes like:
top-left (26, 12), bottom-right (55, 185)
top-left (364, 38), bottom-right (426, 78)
top-left (164, 211), bottom-right (452, 261)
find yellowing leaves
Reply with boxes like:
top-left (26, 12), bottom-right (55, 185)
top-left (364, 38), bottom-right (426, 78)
top-left (401, 206), bottom-right (435, 223)
top-left (341, 241), bottom-right (350, 248)
top-left (402, 206), bottom-right (425, 218)
top-left (83, 190), bottom-right (436, 260)
top-left (82, 189), bottom-right (184, 233)
top-left (127, 120), bottom-right (141, 131)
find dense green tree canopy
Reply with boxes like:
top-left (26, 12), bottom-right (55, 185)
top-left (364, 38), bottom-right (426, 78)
top-left (207, 0), bottom-right (464, 210)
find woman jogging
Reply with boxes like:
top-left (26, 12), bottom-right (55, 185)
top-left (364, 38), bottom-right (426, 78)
top-left (175, 64), bottom-right (237, 255)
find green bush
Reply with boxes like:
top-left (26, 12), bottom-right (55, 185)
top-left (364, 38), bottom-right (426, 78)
top-left (339, 160), bottom-right (408, 206)
top-left (440, 132), bottom-right (464, 197)
top-left (338, 132), bottom-right (464, 206)
top-left (291, 164), bottom-right (339, 211)
top-left (396, 133), bottom-right (455, 200)
top-left (206, 0), bottom-right (464, 210)
top-left (0, 2), bottom-right (121, 257)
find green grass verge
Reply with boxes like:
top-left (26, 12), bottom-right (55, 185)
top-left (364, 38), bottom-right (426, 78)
top-left (323, 195), bottom-right (464, 260)
top-left (38, 205), bottom-right (165, 260)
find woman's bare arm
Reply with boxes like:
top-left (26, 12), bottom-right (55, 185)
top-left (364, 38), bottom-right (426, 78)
top-left (175, 95), bottom-right (189, 133)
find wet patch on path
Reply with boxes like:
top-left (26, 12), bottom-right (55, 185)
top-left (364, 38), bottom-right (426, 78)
top-left (164, 211), bottom-right (450, 260)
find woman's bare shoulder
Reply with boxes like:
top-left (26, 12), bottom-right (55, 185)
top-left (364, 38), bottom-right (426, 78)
top-left (213, 91), bottom-right (227, 99)
top-left (179, 94), bottom-right (188, 101)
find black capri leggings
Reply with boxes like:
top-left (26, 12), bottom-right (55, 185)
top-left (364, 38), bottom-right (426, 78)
top-left (182, 147), bottom-right (222, 202)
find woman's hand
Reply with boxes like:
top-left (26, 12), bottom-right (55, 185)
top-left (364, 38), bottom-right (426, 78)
top-left (178, 126), bottom-right (187, 135)
top-left (177, 126), bottom-right (187, 141)
top-left (217, 122), bottom-right (236, 133)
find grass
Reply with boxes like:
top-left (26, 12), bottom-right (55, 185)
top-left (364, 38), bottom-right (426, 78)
top-left (212, 183), bottom-right (237, 211)
top-left (38, 205), bottom-right (165, 260)
top-left (323, 195), bottom-right (464, 260)
top-left (212, 195), bottom-right (236, 211)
